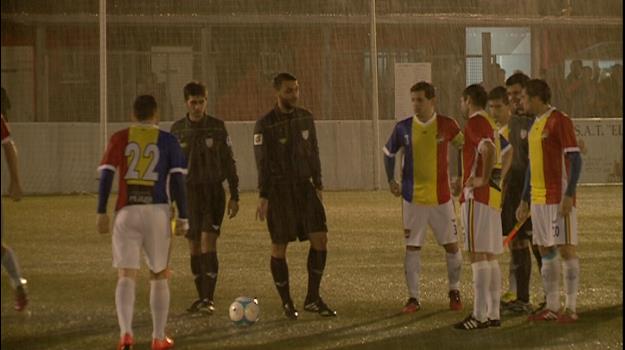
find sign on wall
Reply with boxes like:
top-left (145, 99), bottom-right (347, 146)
top-left (574, 118), bottom-right (622, 184)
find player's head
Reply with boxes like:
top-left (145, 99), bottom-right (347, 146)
top-left (410, 81), bottom-right (436, 117)
top-left (273, 72), bottom-right (299, 110)
top-left (488, 86), bottom-right (510, 125)
top-left (521, 79), bottom-right (551, 115)
top-left (133, 95), bottom-right (158, 122)
top-left (570, 59), bottom-right (583, 76)
top-left (460, 84), bottom-right (487, 117)
top-left (183, 81), bottom-right (208, 119)
top-left (505, 72), bottom-right (529, 115)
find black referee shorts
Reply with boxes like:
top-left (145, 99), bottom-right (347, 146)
top-left (185, 182), bottom-right (226, 240)
top-left (502, 170), bottom-right (532, 240)
top-left (266, 181), bottom-right (328, 244)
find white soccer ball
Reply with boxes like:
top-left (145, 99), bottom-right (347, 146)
top-left (229, 296), bottom-right (260, 326)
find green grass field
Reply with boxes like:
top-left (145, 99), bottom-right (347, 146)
top-left (1, 186), bottom-right (622, 350)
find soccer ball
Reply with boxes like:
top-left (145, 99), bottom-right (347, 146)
top-left (229, 297), bottom-right (260, 326)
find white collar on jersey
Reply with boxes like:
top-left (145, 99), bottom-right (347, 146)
top-left (413, 112), bottom-right (437, 126)
top-left (468, 110), bottom-right (488, 119)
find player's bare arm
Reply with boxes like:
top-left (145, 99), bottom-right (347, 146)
top-left (465, 140), bottom-right (495, 188)
top-left (96, 213), bottom-right (110, 234)
top-left (227, 199), bottom-right (239, 219)
top-left (256, 197), bottom-right (268, 221)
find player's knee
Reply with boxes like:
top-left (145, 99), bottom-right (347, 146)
top-left (309, 232), bottom-right (328, 250)
top-left (118, 268), bottom-right (138, 279)
top-left (442, 242), bottom-right (458, 253)
top-left (558, 245), bottom-right (577, 260)
top-left (271, 244), bottom-right (287, 258)
top-left (150, 268), bottom-right (169, 280)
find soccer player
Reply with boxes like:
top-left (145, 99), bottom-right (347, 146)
top-left (499, 73), bottom-right (543, 315)
top-left (454, 84), bottom-right (508, 330)
top-left (254, 72), bottom-right (336, 319)
top-left (170, 81), bottom-right (240, 314)
top-left (1, 113), bottom-right (28, 312)
top-left (516, 79), bottom-right (582, 323)
top-left (382, 81), bottom-right (464, 313)
top-left (97, 95), bottom-right (189, 350)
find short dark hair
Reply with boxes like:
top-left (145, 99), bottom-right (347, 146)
top-left (133, 95), bottom-right (157, 121)
top-left (273, 72), bottom-right (297, 90)
top-left (462, 84), bottom-right (488, 109)
top-left (488, 86), bottom-right (509, 104)
top-left (505, 72), bottom-right (530, 87)
top-left (410, 81), bottom-right (436, 99)
top-left (183, 81), bottom-right (207, 100)
top-left (524, 79), bottom-right (551, 104)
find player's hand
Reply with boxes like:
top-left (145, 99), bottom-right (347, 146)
top-left (169, 205), bottom-right (176, 219)
top-left (96, 213), bottom-right (110, 234)
top-left (174, 218), bottom-right (189, 236)
top-left (450, 177), bottom-right (461, 197)
top-left (227, 199), bottom-right (239, 219)
top-left (8, 182), bottom-right (22, 201)
top-left (256, 198), bottom-right (268, 222)
top-left (559, 195), bottom-right (574, 217)
top-left (389, 180), bottom-right (401, 197)
top-left (465, 176), bottom-right (488, 188)
top-left (516, 201), bottom-right (530, 222)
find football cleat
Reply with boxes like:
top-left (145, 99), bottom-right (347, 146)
top-left (199, 300), bottom-right (215, 315)
top-left (500, 291), bottom-right (516, 304)
top-left (557, 308), bottom-right (579, 323)
top-left (401, 298), bottom-right (421, 314)
top-left (186, 299), bottom-right (205, 313)
top-left (303, 298), bottom-right (336, 317)
top-left (528, 308), bottom-right (559, 322)
top-left (487, 319), bottom-right (501, 328)
top-left (453, 314), bottom-right (489, 330)
top-left (14, 284), bottom-right (28, 312)
top-left (117, 333), bottom-right (134, 350)
top-left (283, 301), bottom-right (299, 320)
top-left (501, 299), bottom-right (533, 316)
top-left (448, 290), bottom-right (463, 311)
top-left (151, 336), bottom-right (174, 350)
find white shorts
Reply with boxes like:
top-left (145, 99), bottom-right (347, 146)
top-left (402, 200), bottom-right (458, 247)
top-left (530, 204), bottom-right (578, 247)
top-left (461, 200), bottom-right (503, 254)
top-left (112, 204), bottom-right (172, 272)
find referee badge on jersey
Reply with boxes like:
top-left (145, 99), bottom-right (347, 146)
top-left (520, 129), bottom-right (528, 139)
top-left (301, 130), bottom-right (309, 140)
top-left (254, 133), bottom-right (263, 145)
top-left (205, 138), bottom-right (213, 148)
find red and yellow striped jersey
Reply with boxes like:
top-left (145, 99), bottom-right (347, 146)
top-left (528, 108), bottom-right (579, 204)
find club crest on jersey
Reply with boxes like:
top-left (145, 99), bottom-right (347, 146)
top-left (205, 138), bottom-right (213, 148)
top-left (302, 130), bottom-right (309, 140)
top-left (226, 136), bottom-right (232, 146)
top-left (520, 129), bottom-right (528, 139)
top-left (253, 133), bottom-right (263, 145)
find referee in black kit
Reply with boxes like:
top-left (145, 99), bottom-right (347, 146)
top-left (254, 72), bottom-right (336, 320)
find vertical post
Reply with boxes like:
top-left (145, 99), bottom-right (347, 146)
top-left (35, 25), bottom-right (48, 122)
top-left (481, 32), bottom-right (491, 90)
top-left (99, 0), bottom-right (108, 151)
top-left (369, 0), bottom-right (381, 190)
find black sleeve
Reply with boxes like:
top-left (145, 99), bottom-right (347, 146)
top-left (222, 124), bottom-right (240, 201)
top-left (254, 118), bottom-right (271, 198)
top-left (309, 118), bottom-right (323, 190)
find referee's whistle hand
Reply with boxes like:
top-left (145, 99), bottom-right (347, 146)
top-left (516, 201), bottom-right (529, 222)
top-left (389, 180), bottom-right (401, 197)
top-left (559, 196), bottom-right (573, 217)
top-left (96, 213), bottom-right (110, 234)
top-left (228, 199), bottom-right (239, 219)
top-left (256, 198), bottom-right (268, 221)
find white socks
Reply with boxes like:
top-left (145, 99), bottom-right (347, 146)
top-left (446, 251), bottom-right (463, 291)
top-left (471, 261), bottom-right (491, 322)
top-left (405, 249), bottom-right (421, 299)
top-left (115, 277), bottom-right (136, 337)
top-left (488, 260), bottom-right (502, 321)
top-left (150, 279), bottom-right (170, 340)
top-left (541, 255), bottom-right (561, 312)
top-left (562, 258), bottom-right (580, 312)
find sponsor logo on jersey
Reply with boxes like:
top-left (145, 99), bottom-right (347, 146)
top-left (302, 130), bottom-right (309, 140)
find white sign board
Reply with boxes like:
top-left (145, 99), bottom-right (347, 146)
top-left (574, 118), bottom-right (622, 184)
top-left (394, 63), bottom-right (431, 121)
